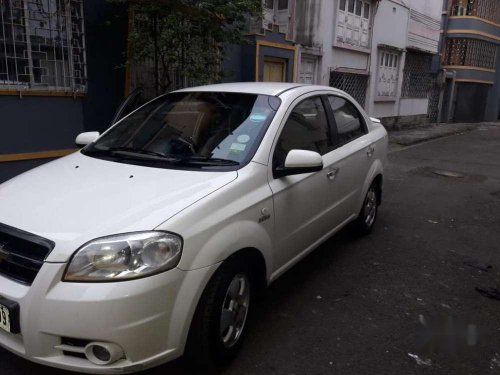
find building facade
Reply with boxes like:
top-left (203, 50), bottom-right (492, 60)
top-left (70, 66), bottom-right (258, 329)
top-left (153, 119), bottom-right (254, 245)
top-left (367, 0), bottom-right (442, 128)
top-left (1, 0), bottom-right (498, 184)
top-left (294, 0), bottom-right (443, 128)
top-left (439, 0), bottom-right (500, 122)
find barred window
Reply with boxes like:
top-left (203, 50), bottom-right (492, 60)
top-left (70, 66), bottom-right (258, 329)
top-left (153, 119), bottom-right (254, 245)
top-left (444, 38), bottom-right (496, 69)
top-left (329, 71), bottom-right (368, 108)
top-left (450, 0), bottom-right (500, 25)
top-left (0, 0), bottom-right (86, 93)
top-left (402, 52), bottom-right (432, 99)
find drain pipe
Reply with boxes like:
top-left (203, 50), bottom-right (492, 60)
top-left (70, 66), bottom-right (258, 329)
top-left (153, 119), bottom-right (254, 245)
top-left (436, 69), bottom-right (457, 123)
top-left (436, 69), bottom-right (447, 123)
top-left (446, 70), bottom-right (457, 123)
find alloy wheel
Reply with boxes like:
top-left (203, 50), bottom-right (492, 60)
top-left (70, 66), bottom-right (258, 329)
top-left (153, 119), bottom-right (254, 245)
top-left (220, 273), bottom-right (250, 348)
top-left (364, 187), bottom-right (377, 227)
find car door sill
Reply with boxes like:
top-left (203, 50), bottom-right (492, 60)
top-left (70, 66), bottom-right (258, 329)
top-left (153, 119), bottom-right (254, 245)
top-left (269, 213), bottom-right (357, 283)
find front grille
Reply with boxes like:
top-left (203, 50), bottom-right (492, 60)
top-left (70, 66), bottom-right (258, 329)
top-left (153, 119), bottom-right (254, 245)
top-left (0, 223), bottom-right (55, 285)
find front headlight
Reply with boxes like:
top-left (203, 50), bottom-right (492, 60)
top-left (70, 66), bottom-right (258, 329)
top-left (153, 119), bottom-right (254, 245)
top-left (64, 231), bottom-right (183, 282)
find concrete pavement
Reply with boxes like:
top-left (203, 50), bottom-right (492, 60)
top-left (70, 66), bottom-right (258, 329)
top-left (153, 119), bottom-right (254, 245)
top-left (389, 121), bottom-right (499, 147)
top-left (2, 125), bottom-right (500, 374)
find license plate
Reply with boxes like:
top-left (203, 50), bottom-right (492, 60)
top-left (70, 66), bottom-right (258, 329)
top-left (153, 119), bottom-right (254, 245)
top-left (0, 303), bottom-right (10, 333)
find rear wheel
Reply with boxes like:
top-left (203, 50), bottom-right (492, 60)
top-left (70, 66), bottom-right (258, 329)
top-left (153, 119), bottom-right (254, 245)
top-left (185, 258), bottom-right (252, 368)
top-left (354, 183), bottom-right (379, 235)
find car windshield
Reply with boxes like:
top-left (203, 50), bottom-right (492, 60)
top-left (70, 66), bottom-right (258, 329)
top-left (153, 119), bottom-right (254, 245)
top-left (83, 91), bottom-right (281, 170)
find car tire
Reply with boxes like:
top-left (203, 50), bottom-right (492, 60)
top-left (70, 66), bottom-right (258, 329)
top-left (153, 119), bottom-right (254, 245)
top-left (354, 182), bottom-right (379, 235)
top-left (185, 257), bottom-right (252, 368)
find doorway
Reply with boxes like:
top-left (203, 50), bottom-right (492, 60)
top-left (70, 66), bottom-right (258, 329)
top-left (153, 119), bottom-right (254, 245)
top-left (263, 57), bottom-right (287, 82)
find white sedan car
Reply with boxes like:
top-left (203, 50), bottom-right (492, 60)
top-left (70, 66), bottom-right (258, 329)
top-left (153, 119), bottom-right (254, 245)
top-left (0, 83), bottom-right (387, 373)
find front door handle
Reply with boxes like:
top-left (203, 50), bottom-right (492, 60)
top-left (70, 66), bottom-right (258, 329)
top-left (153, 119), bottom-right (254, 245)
top-left (366, 145), bottom-right (375, 158)
top-left (327, 168), bottom-right (339, 181)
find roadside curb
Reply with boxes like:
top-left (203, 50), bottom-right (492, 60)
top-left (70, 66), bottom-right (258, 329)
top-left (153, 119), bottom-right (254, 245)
top-left (388, 122), bottom-right (499, 147)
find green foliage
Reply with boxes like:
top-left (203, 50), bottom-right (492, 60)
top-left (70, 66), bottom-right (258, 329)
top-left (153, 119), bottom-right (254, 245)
top-left (117, 0), bottom-right (262, 94)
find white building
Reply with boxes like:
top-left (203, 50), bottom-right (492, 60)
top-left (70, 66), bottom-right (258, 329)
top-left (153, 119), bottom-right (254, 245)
top-left (295, 0), bottom-right (442, 127)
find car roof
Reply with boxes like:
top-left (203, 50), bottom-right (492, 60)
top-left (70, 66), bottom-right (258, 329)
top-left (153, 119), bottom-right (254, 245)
top-left (175, 82), bottom-right (342, 97)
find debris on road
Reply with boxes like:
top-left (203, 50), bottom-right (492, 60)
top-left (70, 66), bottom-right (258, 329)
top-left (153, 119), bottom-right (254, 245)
top-left (439, 281), bottom-right (450, 289)
top-left (464, 260), bottom-right (493, 272)
top-left (427, 220), bottom-right (439, 224)
top-left (408, 353), bottom-right (432, 366)
top-left (418, 314), bottom-right (426, 326)
top-left (432, 169), bottom-right (465, 178)
top-left (490, 354), bottom-right (500, 370)
top-left (475, 287), bottom-right (500, 301)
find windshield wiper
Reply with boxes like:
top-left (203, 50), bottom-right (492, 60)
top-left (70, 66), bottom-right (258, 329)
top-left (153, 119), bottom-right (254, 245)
top-left (106, 147), bottom-right (172, 159)
top-left (85, 147), bottom-right (239, 167)
top-left (175, 156), bottom-right (240, 166)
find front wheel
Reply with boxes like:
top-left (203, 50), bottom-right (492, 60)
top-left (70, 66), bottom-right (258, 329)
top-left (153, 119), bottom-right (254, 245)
top-left (185, 259), bottom-right (252, 368)
top-left (354, 183), bottom-right (379, 235)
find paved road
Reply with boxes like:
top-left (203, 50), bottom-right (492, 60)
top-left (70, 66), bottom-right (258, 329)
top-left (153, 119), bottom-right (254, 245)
top-left (2, 125), bottom-right (500, 374)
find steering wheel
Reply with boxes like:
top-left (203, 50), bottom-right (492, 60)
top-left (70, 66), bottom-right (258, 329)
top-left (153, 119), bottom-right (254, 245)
top-left (174, 135), bottom-right (197, 154)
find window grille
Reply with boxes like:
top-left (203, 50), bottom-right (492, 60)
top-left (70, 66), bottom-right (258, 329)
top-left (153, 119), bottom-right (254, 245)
top-left (402, 52), bottom-right (432, 99)
top-left (444, 38), bottom-right (496, 69)
top-left (0, 0), bottom-right (86, 93)
top-left (329, 70), bottom-right (368, 108)
top-left (450, 0), bottom-right (500, 24)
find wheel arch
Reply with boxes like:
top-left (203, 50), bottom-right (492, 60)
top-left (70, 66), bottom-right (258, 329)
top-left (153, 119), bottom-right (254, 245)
top-left (223, 247), bottom-right (268, 292)
top-left (372, 173), bottom-right (383, 206)
top-left (358, 159), bottom-right (384, 212)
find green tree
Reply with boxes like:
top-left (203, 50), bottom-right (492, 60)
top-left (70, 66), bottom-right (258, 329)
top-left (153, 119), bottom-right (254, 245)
top-left (120, 0), bottom-right (262, 96)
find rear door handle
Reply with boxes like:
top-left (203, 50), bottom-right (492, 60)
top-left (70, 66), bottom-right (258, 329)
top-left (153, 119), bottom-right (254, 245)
top-left (366, 145), bottom-right (375, 158)
top-left (327, 168), bottom-right (339, 181)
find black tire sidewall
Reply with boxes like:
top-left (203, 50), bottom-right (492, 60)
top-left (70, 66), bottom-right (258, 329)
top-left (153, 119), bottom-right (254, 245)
top-left (186, 258), bottom-right (253, 367)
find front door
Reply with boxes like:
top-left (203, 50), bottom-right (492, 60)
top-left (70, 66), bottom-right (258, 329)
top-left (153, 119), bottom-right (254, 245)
top-left (299, 56), bottom-right (316, 84)
top-left (268, 95), bottom-right (341, 275)
top-left (264, 58), bottom-right (286, 82)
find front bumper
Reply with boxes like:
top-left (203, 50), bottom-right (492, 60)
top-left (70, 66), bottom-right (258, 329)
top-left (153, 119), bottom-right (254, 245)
top-left (0, 261), bottom-right (219, 374)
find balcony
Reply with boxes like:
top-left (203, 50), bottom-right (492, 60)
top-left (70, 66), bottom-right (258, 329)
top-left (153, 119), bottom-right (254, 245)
top-left (450, 0), bottom-right (500, 25)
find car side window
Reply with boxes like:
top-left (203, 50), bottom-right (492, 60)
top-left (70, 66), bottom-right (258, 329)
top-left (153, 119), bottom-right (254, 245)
top-left (327, 96), bottom-right (367, 145)
top-left (273, 96), bottom-right (331, 169)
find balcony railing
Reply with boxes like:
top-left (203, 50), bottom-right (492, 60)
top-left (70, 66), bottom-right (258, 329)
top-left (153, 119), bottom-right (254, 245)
top-left (443, 38), bottom-right (497, 69)
top-left (450, 0), bottom-right (500, 24)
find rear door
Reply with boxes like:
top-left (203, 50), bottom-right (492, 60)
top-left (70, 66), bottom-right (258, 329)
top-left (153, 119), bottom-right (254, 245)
top-left (324, 95), bottom-right (373, 217)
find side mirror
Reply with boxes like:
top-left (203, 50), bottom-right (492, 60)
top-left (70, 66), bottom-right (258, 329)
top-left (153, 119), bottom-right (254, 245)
top-left (75, 132), bottom-right (100, 147)
top-left (275, 149), bottom-right (323, 178)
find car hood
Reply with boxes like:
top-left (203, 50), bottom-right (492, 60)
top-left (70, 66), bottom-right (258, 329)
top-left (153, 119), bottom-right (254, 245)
top-left (0, 152), bottom-right (237, 262)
